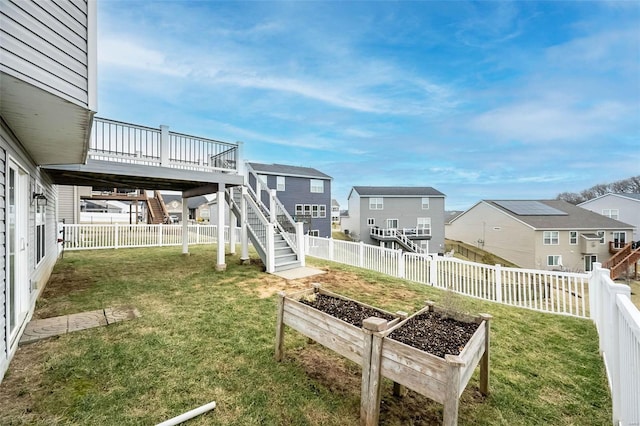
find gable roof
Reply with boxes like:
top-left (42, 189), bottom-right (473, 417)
top-left (578, 192), bottom-right (640, 205)
top-left (351, 186), bottom-right (445, 198)
top-left (247, 162), bottom-right (331, 180)
top-left (484, 199), bottom-right (633, 230)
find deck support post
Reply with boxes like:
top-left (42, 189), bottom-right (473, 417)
top-left (228, 187), bottom-right (236, 255)
top-left (181, 197), bottom-right (189, 255)
top-left (240, 186), bottom-right (250, 264)
top-left (216, 184), bottom-right (226, 271)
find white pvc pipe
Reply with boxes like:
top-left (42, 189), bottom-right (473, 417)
top-left (156, 401), bottom-right (216, 426)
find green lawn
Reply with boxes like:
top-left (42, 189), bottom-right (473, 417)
top-left (0, 246), bottom-right (611, 425)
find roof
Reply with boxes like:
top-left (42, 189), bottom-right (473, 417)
top-left (331, 199), bottom-right (340, 207)
top-left (578, 192), bottom-right (640, 205)
top-left (445, 210), bottom-right (464, 224)
top-left (484, 199), bottom-right (633, 230)
top-left (247, 162), bottom-right (331, 180)
top-left (351, 186), bottom-right (445, 197)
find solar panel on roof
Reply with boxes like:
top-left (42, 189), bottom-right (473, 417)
top-left (494, 200), bottom-right (568, 216)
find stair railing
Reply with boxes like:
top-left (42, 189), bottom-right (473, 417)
top-left (603, 243), bottom-right (632, 270)
top-left (394, 230), bottom-right (425, 254)
top-left (154, 190), bottom-right (171, 223)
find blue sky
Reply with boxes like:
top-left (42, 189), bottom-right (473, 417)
top-left (96, 1), bottom-right (640, 210)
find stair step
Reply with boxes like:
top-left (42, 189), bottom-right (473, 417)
top-left (276, 253), bottom-right (298, 263)
top-left (274, 260), bottom-right (302, 272)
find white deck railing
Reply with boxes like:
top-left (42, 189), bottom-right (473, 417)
top-left (89, 117), bottom-right (239, 173)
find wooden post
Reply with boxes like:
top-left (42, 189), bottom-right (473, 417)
top-left (478, 313), bottom-right (492, 395)
top-left (393, 311), bottom-right (409, 398)
top-left (443, 355), bottom-right (465, 426)
top-left (275, 291), bottom-right (286, 361)
top-left (360, 317), bottom-right (388, 426)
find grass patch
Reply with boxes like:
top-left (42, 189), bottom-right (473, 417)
top-left (0, 246), bottom-right (611, 425)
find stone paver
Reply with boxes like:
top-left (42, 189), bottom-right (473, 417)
top-left (19, 306), bottom-right (140, 345)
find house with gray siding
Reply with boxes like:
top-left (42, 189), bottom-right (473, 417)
top-left (447, 199), bottom-right (635, 272)
top-left (246, 162), bottom-right (332, 237)
top-left (342, 186), bottom-right (446, 254)
top-left (0, 0), bottom-right (97, 382)
top-left (578, 193), bottom-right (640, 242)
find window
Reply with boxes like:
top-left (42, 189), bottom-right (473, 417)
top-left (319, 205), bottom-right (326, 218)
top-left (35, 186), bottom-right (46, 265)
top-left (543, 231), bottom-right (559, 245)
top-left (386, 219), bottom-right (398, 229)
top-left (309, 230), bottom-right (319, 237)
top-left (612, 231), bottom-right (626, 249)
top-left (276, 176), bottom-right (285, 191)
top-left (369, 197), bottom-right (383, 210)
top-left (310, 179), bottom-right (324, 193)
top-left (256, 174), bottom-right (268, 187)
top-left (304, 205), bottom-right (311, 216)
top-left (547, 255), bottom-right (562, 267)
top-left (311, 205), bottom-right (319, 218)
top-left (295, 204), bottom-right (303, 216)
top-left (602, 209), bottom-right (619, 220)
top-left (421, 197), bottom-right (430, 209)
top-left (569, 231), bottom-right (578, 245)
top-left (367, 218), bottom-right (375, 226)
top-left (417, 217), bottom-right (431, 235)
top-left (597, 230), bottom-right (605, 244)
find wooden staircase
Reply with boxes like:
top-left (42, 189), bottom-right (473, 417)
top-left (146, 191), bottom-right (169, 224)
top-left (603, 242), bottom-right (640, 280)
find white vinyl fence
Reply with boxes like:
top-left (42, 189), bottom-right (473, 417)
top-left (589, 263), bottom-right (640, 426)
top-left (62, 223), bottom-right (239, 250)
top-left (306, 236), bottom-right (590, 318)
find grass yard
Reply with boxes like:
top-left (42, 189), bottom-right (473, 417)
top-left (0, 246), bottom-right (611, 425)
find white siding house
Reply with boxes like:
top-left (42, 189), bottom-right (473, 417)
top-left (578, 193), bottom-right (640, 241)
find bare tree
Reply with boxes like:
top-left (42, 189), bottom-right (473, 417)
top-left (556, 175), bottom-right (640, 204)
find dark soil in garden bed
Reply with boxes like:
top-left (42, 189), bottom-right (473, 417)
top-left (300, 294), bottom-right (395, 327)
top-left (388, 311), bottom-right (478, 358)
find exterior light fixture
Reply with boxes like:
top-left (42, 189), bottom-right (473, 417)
top-left (32, 192), bottom-right (47, 207)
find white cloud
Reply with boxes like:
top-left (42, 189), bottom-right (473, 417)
top-left (98, 37), bottom-right (191, 77)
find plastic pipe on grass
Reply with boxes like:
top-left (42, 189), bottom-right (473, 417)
top-left (155, 401), bottom-right (216, 426)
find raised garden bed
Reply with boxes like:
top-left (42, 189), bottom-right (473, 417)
top-left (275, 285), bottom-right (491, 426)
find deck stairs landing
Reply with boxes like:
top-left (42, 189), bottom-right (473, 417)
top-left (603, 243), bottom-right (640, 280)
top-left (226, 184), bottom-right (302, 273)
top-left (370, 228), bottom-right (426, 255)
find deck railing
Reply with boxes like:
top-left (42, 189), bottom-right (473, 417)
top-left (89, 117), bottom-right (240, 173)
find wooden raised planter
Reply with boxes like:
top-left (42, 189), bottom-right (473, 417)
top-left (275, 284), bottom-right (404, 365)
top-left (373, 303), bottom-right (492, 426)
top-left (275, 286), bottom-right (491, 426)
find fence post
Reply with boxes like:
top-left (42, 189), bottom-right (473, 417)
top-left (359, 241), bottom-right (364, 268)
top-left (266, 223), bottom-right (275, 273)
top-left (269, 189), bottom-right (277, 224)
top-left (329, 237), bottom-right (334, 261)
top-left (114, 223), bottom-right (119, 249)
top-left (296, 222), bottom-right (305, 267)
top-left (429, 255), bottom-right (437, 286)
top-left (160, 125), bottom-right (170, 167)
top-left (398, 250), bottom-right (405, 279)
top-left (494, 264), bottom-right (503, 303)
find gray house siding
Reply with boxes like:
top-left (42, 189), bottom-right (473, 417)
top-left (0, 0), bottom-right (94, 107)
top-left (358, 195), bottom-right (446, 253)
top-left (57, 185), bottom-right (77, 224)
top-left (248, 172), bottom-right (332, 237)
top-left (579, 194), bottom-right (640, 241)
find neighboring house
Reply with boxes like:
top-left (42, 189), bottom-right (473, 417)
top-left (331, 199), bottom-right (340, 224)
top-left (162, 193), bottom-right (210, 222)
top-left (342, 186), bottom-right (446, 254)
top-left (578, 193), bottom-right (640, 242)
top-left (447, 199), bottom-right (635, 272)
top-left (1, 0), bottom-right (97, 382)
top-left (246, 162), bottom-right (332, 238)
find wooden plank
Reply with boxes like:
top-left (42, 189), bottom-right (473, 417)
top-left (479, 314), bottom-right (492, 395)
top-left (360, 329), bottom-right (374, 426)
top-left (380, 356), bottom-right (447, 403)
top-left (283, 310), bottom-right (364, 364)
top-left (458, 346), bottom-right (484, 397)
top-left (443, 356), bottom-right (464, 426)
top-left (363, 331), bottom-right (385, 426)
top-left (283, 300), bottom-right (365, 343)
top-left (381, 337), bottom-right (450, 382)
top-left (459, 324), bottom-right (485, 365)
top-left (283, 287), bottom-right (315, 300)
